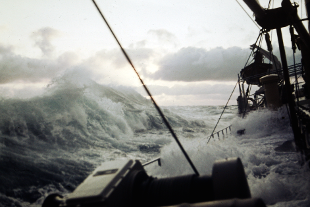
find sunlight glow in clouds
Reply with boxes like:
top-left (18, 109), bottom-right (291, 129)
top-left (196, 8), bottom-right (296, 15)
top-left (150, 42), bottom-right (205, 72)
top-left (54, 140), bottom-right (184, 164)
top-left (0, 0), bottom-right (307, 105)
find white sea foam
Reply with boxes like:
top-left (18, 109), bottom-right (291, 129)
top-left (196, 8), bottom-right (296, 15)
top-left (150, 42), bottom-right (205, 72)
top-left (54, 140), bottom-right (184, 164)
top-left (0, 77), bottom-right (309, 206)
top-left (146, 106), bottom-right (309, 206)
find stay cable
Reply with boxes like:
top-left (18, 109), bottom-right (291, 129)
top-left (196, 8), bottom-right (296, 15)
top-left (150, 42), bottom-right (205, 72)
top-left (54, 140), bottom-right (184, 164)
top-left (92, 0), bottom-right (199, 176)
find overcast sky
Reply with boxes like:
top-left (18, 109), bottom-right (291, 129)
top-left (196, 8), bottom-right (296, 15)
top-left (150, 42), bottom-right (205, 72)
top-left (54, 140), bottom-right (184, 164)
top-left (0, 0), bottom-right (307, 105)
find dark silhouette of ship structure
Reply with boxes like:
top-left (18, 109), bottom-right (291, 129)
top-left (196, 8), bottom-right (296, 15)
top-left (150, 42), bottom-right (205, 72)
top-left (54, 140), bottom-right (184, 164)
top-left (42, 0), bottom-right (310, 206)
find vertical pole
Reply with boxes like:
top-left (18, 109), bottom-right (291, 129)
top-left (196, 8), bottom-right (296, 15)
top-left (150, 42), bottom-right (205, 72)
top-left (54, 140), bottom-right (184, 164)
top-left (276, 27), bottom-right (302, 149)
top-left (237, 75), bottom-right (244, 114)
top-left (282, 0), bottom-right (310, 51)
top-left (242, 82), bottom-right (245, 98)
top-left (238, 74), bottom-right (242, 95)
top-left (242, 82), bottom-right (246, 117)
top-left (306, 0), bottom-right (310, 32)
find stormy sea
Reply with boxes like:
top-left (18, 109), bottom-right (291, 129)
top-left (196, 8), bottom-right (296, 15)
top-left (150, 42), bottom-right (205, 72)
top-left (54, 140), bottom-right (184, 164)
top-left (0, 76), bottom-right (309, 207)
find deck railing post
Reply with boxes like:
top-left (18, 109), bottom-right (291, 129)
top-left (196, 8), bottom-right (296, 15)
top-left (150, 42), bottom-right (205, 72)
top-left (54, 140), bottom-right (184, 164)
top-left (276, 27), bottom-right (302, 150)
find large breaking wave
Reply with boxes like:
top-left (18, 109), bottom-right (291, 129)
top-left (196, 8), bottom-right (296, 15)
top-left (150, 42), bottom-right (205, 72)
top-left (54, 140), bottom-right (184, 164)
top-left (0, 74), bottom-right (206, 206)
top-left (1, 73), bottom-right (309, 207)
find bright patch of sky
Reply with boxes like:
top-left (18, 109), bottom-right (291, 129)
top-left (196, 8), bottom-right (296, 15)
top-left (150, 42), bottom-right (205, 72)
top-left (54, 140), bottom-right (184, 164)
top-left (0, 0), bottom-right (308, 105)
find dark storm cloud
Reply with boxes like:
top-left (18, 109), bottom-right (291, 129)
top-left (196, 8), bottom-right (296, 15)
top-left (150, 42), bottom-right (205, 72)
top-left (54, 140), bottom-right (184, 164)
top-left (135, 83), bottom-right (234, 96)
top-left (146, 45), bottom-right (302, 82)
top-left (146, 46), bottom-right (251, 82)
top-left (31, 27), bottom-right (60, 57)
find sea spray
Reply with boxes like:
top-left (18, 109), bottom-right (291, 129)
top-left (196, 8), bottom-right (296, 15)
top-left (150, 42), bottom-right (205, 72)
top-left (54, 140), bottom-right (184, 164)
top-left (0, 76), bottom-right (203, 207)
top-left (0, 73), bottom-right (309, 206)
top-left (146, 106), bottom-right (309, 206)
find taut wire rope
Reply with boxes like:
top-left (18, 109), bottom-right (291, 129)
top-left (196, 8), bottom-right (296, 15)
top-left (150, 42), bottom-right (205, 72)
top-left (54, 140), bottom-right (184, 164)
top-left (92, 0), bottom-right (199, 176)
top-left (207, 81), bottom-right (238, 143)
top-left (235, 0), bottom-right (261, 29)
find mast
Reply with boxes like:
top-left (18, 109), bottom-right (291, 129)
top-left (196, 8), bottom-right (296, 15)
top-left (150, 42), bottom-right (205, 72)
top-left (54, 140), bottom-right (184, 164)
top-left (243, 0), bottom-right (310, 157)
top-left (243, 0), bottom-right (310, 50)
top-left (306, 0), bottom-right (310, 32)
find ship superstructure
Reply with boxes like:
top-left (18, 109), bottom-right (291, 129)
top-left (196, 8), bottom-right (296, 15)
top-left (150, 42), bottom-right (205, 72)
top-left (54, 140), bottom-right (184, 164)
top-left (237, 0), bottom-right (310, 162)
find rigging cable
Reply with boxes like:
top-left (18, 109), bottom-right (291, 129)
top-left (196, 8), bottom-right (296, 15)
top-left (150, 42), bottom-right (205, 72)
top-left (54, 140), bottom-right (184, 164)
top-left (290, 25), bottom-right (300, 105)
top-left (241, 32), bottom-right (263, 117)
top-left (244, 31), bottom-right (263, 68)
top-left (91, 0), bottom-right (199, 176)
top-left (207, 81), bottom-right (238, 143)
top-left (268, 0), bottom-right (273, 9)
top-left (235, 0), bottom-right (261, 29)
top-left (269, 0), bottom-right (275, 62)
top-left (301, 0), bottom-right (303, 19)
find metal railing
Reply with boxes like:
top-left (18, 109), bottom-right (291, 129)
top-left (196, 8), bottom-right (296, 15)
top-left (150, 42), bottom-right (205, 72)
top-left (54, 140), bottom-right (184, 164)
top-left (240, 63), bottom-right (302, 83)
top-left (142, 157), bottom-right (161, 167)
top-left (142, 125), bottom-right (233, 167)
top-left (207, 125), bottom-right (232, 141)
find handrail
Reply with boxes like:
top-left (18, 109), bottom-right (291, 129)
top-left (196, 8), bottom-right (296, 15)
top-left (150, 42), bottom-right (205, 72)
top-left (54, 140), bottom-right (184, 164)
top-left (143, 157), bottom-right (161, 167)
top-left (207, 125), bottom-right (232, 141)
top-left (240, 63), bottom-right (303, 83)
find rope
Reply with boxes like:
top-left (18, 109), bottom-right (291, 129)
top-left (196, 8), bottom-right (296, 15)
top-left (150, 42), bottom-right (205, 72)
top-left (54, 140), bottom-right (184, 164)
top-left (258, 33), bottom-right (263, 49)
top-left (268, 0), bottom-right (273, 9)
top-left (244, 32), bottom-right (263, 68)
top-left (239, 33), bottom-right (263, 117)
top-left (301, 0), bottom-right (303, 19)
top-left (235, 0), bottom-right (261, 29)
top-left (91, 0), bottom-right (200, 175)
top-left (207, 81), bottom-right (238, 143)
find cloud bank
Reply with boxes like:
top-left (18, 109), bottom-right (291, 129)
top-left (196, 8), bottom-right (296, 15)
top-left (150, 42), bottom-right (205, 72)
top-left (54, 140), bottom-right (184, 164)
top-left (136, 83), bottom-right (234, 96)
top-left (143, 45), bottom-right (301, 82)
top-left (0, 46), bottom-right (63, 84)
top-left (134, 83), bottom-right (239, 106)
top-left (146, 46), bottom-right (250, 82)
top-left (0, 26), bottom-right (302, 105)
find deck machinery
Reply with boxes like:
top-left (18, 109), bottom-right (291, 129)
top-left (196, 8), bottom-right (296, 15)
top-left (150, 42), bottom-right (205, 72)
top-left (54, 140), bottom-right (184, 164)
top-left (238, 0), bottom-right (310, 162)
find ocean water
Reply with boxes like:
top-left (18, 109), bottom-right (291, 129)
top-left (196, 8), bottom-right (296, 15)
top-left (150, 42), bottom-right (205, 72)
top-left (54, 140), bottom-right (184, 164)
top-left (0, 77), bottom-right (309, 207)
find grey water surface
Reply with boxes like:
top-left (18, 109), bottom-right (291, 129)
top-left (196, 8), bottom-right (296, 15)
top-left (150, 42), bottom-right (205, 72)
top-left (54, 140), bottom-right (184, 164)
top-left (0, 78), bottom-right (309, 207)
